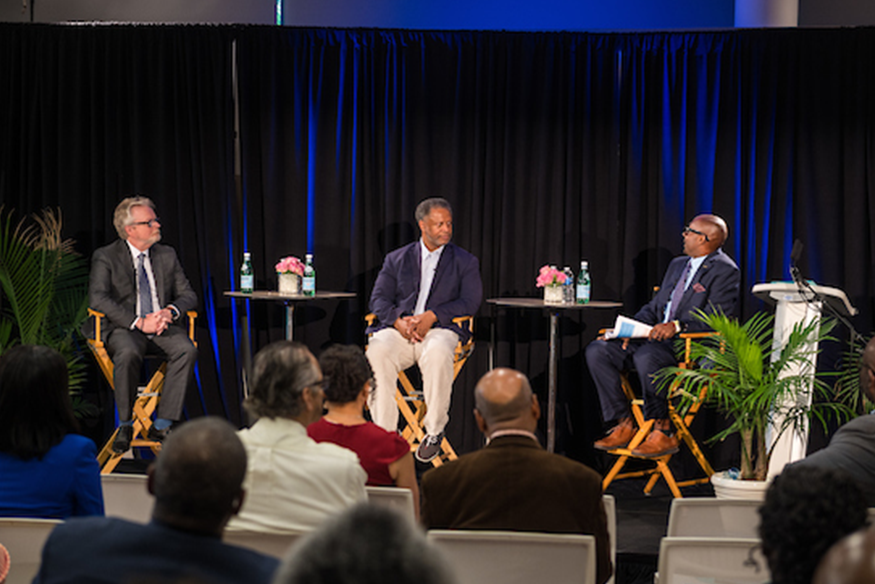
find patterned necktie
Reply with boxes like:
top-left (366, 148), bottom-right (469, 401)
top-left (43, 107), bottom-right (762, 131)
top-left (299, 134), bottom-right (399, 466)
top-left (667, 261), bottom-right (691, 322)
top-left (138, 253), bottom-right (153, 317)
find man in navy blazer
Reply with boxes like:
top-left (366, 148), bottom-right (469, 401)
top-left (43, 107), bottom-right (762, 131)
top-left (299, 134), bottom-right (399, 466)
top-left (586, 214), bottom-right (740, 457)
top-left (89, 196), bottom-right (198, 453)
top-left (366, 198), bottom-right (482, 463)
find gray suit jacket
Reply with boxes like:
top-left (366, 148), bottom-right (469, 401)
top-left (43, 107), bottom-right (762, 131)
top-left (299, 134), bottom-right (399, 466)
top-left (88, 239), bottom-right (197, 340)
top-left (790, 414), bottom-right (875, 506)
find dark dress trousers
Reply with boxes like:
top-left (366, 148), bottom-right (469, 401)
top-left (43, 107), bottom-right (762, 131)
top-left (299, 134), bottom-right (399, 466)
top-left (586, 248), bottom-right (740, 421)
top-left (88, 239), bottom-right (198, 421)
top-left (34, 517), bottom-right (279, 584)
top-left (420, 435), bottom-right (613, 584)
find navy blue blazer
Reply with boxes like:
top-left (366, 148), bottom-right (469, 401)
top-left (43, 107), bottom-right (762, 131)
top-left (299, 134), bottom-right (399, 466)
top-left (88, 239), bottom-right (198, 340)
top-left (634, 248), bottom-right (740, 332)
top-left (34, 517), bottom-right (278, 584)
top-left (367, 241), bottom-right (482, 342)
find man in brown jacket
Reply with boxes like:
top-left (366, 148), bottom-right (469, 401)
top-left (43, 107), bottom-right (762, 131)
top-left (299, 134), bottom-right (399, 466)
top-left (420, 368), bottom-right (612, 584)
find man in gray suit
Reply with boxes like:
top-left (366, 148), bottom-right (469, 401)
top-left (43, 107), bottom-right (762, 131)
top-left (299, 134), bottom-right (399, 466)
top-left (89, 196), bottom-right (197, 453)
top-left (789, 336), bottom-right (875, 506)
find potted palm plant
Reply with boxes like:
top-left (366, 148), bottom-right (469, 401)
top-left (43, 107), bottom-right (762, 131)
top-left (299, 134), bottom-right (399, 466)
top-left (0, 206), bottom-right (93, 413)
top-left (657, 309), bottom-right (854, 491)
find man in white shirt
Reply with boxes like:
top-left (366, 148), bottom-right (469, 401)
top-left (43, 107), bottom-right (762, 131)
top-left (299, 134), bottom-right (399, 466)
top-left (229, 341), bottom-right (367, 533)
top-left (366, 198), bottom-right (482, 463)
top-left (88, 196), bottom-right (198, 453)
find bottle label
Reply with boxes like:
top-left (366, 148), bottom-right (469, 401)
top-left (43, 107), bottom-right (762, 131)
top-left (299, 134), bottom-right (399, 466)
top-left (576, 284), bottom-right (591, 304)
top-left (241, 275), bottom-right (253, 293)
top-left (303, 276), bottom-right (315, 295)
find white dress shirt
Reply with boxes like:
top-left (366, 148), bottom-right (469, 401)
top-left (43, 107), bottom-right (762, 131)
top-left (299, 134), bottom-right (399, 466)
top-left (228, 417), bottom-right (367, 534)
top-left (414, 239), bottom-right (445, 315)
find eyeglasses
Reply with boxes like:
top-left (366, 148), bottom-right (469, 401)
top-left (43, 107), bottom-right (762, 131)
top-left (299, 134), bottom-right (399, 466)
top-left (683, 225), bottom-right (710, 242)
top-left (308, 378), bottom-right (328, 392)
top-left (130, 218), bottom-right (161, 228)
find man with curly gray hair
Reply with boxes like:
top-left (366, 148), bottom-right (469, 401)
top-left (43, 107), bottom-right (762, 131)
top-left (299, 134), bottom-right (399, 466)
top-left (228, 341), bottom-right (367, 534)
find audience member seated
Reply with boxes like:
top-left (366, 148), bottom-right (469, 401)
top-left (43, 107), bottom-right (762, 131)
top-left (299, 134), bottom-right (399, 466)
top-left (813, 525), bottom-right (875, 584)
top-left (759, 464), bottom-right (868, 584)
top-left (788, 335), bottom-right (875, 505)
top-left (229, 341), bottom-right (367, 533)
top-left (308, 345), bottom-right (419, 517)
top-left (0, 345), bottom-right (104, 518)
top-left (33, 417), bottom-right (279, 584)
top-left (272, 503), bottom-right (456, 584)
top-left (420, 367), bottom-right (612, 584)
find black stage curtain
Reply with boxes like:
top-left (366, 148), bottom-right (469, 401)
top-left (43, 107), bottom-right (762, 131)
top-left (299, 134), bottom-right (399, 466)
top-left (3, 24), bottom-right (875, 467)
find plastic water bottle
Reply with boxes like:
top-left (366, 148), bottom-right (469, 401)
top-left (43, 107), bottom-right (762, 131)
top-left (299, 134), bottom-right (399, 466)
top-left (576, 261), bottom-right (591, 304)
top-left (240, 252), bottom-right (254, 294)
top-left (562, 266), bottom-right (575, 304)
top-left (302, 253), bottom-right (316, 297)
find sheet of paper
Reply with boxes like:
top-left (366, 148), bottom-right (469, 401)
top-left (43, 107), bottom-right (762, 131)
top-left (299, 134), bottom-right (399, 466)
top-left (603, 315), bottom-right (653, 339)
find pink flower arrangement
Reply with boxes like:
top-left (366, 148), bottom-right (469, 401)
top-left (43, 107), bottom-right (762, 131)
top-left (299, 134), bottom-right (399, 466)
top-left (275, 256), bottom-right (305, 275)
top-left (536, 265), bottom-right (567, 288)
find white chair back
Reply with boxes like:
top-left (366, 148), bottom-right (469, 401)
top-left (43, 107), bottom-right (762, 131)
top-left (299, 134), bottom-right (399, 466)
top-left (657, 537), bottom-right (768, 584)
top-left (667, 498), bottom-right (761, 538)
top-left (603, 494), bottom-right (616, 584)
top-left (222, 529), bottom-right (305, 559)
top-left (427, 530), bottom-right (596, 584)
top-left (365, 486), bottom-right (416, 525)
top-left (0, 518), bottom-right (62, 584)
top-left (101, 473), bottom-right (153, 523)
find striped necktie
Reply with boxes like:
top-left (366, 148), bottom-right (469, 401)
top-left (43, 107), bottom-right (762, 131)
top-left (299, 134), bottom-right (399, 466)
top-left (667, 261), bottom-right (691, 322)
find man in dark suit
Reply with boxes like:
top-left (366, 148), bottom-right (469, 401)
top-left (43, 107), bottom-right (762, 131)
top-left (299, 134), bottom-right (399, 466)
top-left (33, 417), bottom-right (279, 584)
top-left (789, 336), bottom-right (875, 506)
top-left (366, 197), bottom-right (482, 463)
top-left (420, 368), bottom-right (612, 584)
top-left (586, 213), bottom-right (740, 457)
top-left (89, 196), bottom-right (197, 453)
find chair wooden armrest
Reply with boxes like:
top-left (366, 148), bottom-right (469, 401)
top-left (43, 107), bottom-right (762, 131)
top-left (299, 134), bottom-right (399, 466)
top-left (86, 308), bottom-right (197, 344)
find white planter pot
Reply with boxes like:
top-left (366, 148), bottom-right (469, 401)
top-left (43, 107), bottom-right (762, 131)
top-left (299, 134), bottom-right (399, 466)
top-left (543, 285), bottom-right (564, 305)
top-left (278, 272), bottom-right (302, 295)
top-left (711, 470), bottom-right (770, 500)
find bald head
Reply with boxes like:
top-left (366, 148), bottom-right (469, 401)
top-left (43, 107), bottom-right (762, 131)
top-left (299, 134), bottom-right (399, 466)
top-left (813, 527), bottom-right (875, 584)
top-left (473, 368), bottom-right (539, 436)
top-left (149, 417), bottom-right (247, 535)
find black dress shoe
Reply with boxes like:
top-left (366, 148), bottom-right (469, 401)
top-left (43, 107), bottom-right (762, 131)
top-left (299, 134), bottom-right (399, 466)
top-left (112, 425), bottom-right (133, 454)
top-left (147, 425), bottom-right (171, 443)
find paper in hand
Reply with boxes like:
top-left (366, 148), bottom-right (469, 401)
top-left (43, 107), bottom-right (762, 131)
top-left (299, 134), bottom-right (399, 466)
top-left (603, 315), bottom-right (653, 339)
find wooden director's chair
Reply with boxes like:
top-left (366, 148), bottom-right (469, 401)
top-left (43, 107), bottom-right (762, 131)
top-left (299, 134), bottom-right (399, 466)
top-left (365, 314), bottom-right (474, 467)
top-left (85, 308), bottom-right (197, 474)
top-left (600, 332), bottom-right (716, 498)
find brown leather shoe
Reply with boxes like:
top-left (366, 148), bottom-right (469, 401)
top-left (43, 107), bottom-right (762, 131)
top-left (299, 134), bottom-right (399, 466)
top-left (631, 420), bottom-right (679, 457)
top-left (594, 418), bottom-right (637, 451)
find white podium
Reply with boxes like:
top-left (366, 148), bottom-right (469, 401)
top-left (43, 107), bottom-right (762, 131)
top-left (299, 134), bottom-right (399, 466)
top-left (752, 282), bottom-right (857, 478)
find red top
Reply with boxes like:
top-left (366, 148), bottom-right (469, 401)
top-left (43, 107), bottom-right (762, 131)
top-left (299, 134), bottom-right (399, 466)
top-left (307, 419), bottom-right (411, 486)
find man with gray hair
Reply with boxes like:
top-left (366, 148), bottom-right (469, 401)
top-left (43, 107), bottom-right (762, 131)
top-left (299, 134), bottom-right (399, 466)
top-left (229, 340), bottom-right (367, 533)
top-left (89, 196), bottom-right (198, 453)
top-left (34, 417), bottom-right (279, 584)
top-left (366, 197), bottom-right (482, 463)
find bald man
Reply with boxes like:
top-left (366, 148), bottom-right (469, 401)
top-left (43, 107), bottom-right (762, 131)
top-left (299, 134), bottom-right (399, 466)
top-left (788, 336), bottom-right (875, 506)
top-left (586, 214), bottom-right (740, 457)
top-left (813, 526), bottom-right (875, 584)
top-left (34, 417), bottom-right (279, 584)
top-left (420, 368), bottom-right (612, 584)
